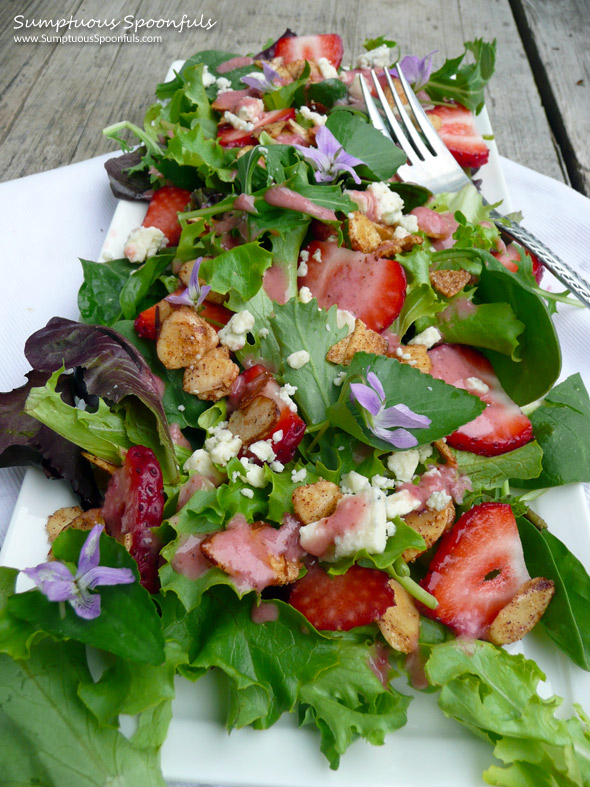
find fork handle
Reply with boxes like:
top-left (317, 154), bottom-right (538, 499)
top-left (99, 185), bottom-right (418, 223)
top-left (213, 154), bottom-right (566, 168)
top-left (491, 210), bottom-right (590, 309)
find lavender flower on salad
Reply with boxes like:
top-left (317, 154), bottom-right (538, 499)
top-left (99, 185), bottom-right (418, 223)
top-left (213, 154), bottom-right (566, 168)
top-left (391, 51), bottom-right (437, 91)
top-left (23, 524), bottom-right (135, 620)
top-left (350, 371), bottom-right (430, 448)
top-left (165, 257), bottom-right (211, 309)
top-left (241, 61), bottom-right (282, 92)
top-left (293, 125), bottom-right (366, 184)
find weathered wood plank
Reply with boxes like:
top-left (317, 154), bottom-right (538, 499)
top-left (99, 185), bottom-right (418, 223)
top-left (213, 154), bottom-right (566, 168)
top-left (0, 0), bottom-right (566, 189)
top-left (509, 0), bottom-right (590, 195)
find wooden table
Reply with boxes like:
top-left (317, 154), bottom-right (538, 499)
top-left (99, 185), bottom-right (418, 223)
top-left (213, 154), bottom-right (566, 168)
top-left (1, 0), bottom-right (589, 196)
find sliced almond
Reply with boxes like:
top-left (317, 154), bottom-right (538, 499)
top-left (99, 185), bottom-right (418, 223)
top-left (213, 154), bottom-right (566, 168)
top-left (433, 439), bottom-right (458, 468)
top-left (402, 501), bottom-right (455, 562)
top-left (374, 234), bottom-right (423, 257)
top-left (378, 579), bottom-right (420, 654)
top-left (393, 344), bottom-right (432, 374)
top-left (183, 346), bottom-right (239, 401)
top-left (488, 577), bottom-right (556, 645)
top-left (228, 394), bottom-right (280, 445)
top-left (292, 479), bottom-right (342, 525)
top-left (348, 211), bottom-right (384, 254)
top-left (46, 506), bottom-right (83, 543)
top-left (326, 319), bottom-right (387, 366)
top-left (81, 451), bottom-right (118, 475)
top-left (156, 306), bottom-right (218, 369)
top-left (429, 269), bottom-right (471, 298)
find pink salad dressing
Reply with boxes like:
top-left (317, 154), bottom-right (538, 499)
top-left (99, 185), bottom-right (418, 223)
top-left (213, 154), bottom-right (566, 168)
top-left (176, 474), bottom-right (215, 511)
top-left (169, 422), bottom-right (192, 450)
top-left (398, 464), bottom-right (472, 508)
top-left (368, 642), bottom-right (391, 687)
top-left (262, 263), bottom-right (290, 304)
top-left (233, 193), bottom-right (257, 214)
top-left (299, 494), bottom-right (368, 558)
top-left (263, 186), bottom-right (337, 222)
top-left (216, 56), bottom-right (255, 73)
top-left (171, 534), bottom-right (212, 580)
top-left (251, 601), bottom-right (280, 624)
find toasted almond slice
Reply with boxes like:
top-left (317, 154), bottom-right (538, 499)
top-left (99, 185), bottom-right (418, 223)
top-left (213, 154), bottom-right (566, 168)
top-left (348, 211), bottom-right (384, 253)
top-left (156, 306), bottom-right (218, 369)
top-left (429, 269), bottom-right (471, 298)
top-left (433, 439), bottom-right (458, 468)
top-left (46, 506), bottom-right (83, 543)
top-left (81, 451), bottom-right (118, 475)
top-left (268, 553), bottom-right (302, 585)
top-left (488, 577), bottom-right (556, 645)
top-left (228, 394), bottom-right (280, 445)
top-left (396, 345), bottom-right (432, 374)
top-left (183, 346), bottom-right (239, 401)
top-left (292, 479), bottom-right (342, 525)
top-left (402, 501), bottom-right (455, 562)
top-left (326, 319), bottom-right (387, 366)
top-left (378, 579), bottom-right (420, 654)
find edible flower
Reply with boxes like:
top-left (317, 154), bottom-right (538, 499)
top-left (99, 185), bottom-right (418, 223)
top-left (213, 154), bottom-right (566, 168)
top-left (293, 125), bottom-right (366, 184)
top-left (350, 371), bottom-right (430, 448)
top-left (241, 62), bottom-right (281, 92)
top-left (165, 257), bottom-right (211, 309)
top-left (23, 525), bottom-right (135, 620)
top-left (391, 51), bottom-right (437, 92)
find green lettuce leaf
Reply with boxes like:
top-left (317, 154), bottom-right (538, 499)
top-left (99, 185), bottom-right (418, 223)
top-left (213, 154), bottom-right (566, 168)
top-left (425, 39), bottom-right (496, 114)
top-left (326, 111), bottom-right (406, 181)
top-left (454, 441), bottom-right (543, 492)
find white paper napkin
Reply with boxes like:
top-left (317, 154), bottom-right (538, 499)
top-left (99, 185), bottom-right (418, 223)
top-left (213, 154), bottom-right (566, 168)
top-left (1, 154), bottom-right (590, 538)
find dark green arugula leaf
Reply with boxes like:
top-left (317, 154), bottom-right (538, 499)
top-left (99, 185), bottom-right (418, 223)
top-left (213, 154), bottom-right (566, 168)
top-left (328, 353), bottom-right (485, 450)
top-left (425, 39), bottom-right (496, 114)
top-left (518, 517), bottom-right (590, 671)
top-left (326, 111), bottom-right (406, 181)
top-left (518, 374), bottom-right (590, 489)
top-left (294, 78), bottom-right (349, 109)
top-left (8, 529), bottom-right (165, 666)
top-left (119, 255), bottom-right (173, 320)
top-left (0, 639), bottom-right (168, 785)
top-left (426, 638), bottom-right (590, 785)
top-left (454, 441), bottom-right (543, 492)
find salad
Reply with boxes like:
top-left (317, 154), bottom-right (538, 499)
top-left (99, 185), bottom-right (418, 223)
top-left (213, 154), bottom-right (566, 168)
top-left (2, 30), bottom-right (590, 786)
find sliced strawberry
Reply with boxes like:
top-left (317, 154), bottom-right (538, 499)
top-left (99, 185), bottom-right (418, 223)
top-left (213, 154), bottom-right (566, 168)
top-left (428, 344), bottom-right (533, 456)
top-left (426, 104), bottom-right (489, 169)
top-left (298, 240), bottom-right (407, 332)
top-left (421, 502), bottom-right (530, 639)
top-left (289, 562), bottom-right (395, 631)
top-left (271, 407), bottom-right (307, 464)
top-left (274, 34), bottom-right (343, 68)
top-left (101, 445), bottom-right (165, 593)
top-left (492, 242), bottom-right (543, 284)
top-left (217, 108), bottom-right (296, 148)
top-left (142, 186), bottom-right (192, 247)
top-left (134, 303), bottom-right (159, 341)
top-left (257, 108), bottom-right (296, 126)
top-left (199, 301), bottom-right (232, 330)
top-left (211, 88), bottom-right (256, 112)
top-left (310, 219), bottom-right (340, 240)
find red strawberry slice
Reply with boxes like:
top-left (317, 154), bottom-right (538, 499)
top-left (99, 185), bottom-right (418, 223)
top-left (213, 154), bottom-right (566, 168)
top-left (421, 502), bottom-right (530, 639)
top-left (211, 88), bottom-right (256, 112)
top-left (426, 104), bottom-right (489, 169)
top-left (271, 407), bottom-right (307, 464)
top-left (492, 242), bottom-right (543, 284)
top-left (275, 34), bottom-right (344, 69)
top-left (428, 344), bottom-right (533, 456)
top-left (134, 303), bottom-right (159, 340)
top-left (217, 108), bottom-right (296, 148)
top-left (101, 445), bottom-right (165, 593)
top-left (298, 240), bottom-right (407, 332)
top-left (142, 186), bottom-right (192, 247)
top-left (199, 301), bottom-right (232, 329)
top-left (289, 562), bottom-right (395, 631)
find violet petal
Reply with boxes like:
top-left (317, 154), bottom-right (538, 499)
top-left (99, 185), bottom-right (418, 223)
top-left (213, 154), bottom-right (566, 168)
top-left (350, 383), bottom-right (382, 416)
top-left (165, 290), bottom-right (193, 307)
top-left (23, 563), bottom-right (76, 602)
top-left (381, 402), bottom-right (431, 428)
top-left (80, 566), bottom-right (135, 591)
top-left (372, 424), bottom-right (418, 448)
top-left (70, 591), bottom-right (102, 620)
top-left (76, 524), bottom-right (103, 576)
top-left (330, 162), bottom-right (362, 185)
top-left (367, 371), bottom-right (385, 402)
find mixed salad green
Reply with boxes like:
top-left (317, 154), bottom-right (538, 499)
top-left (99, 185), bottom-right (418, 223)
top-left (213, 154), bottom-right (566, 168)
top-left (2, 31), bottom-right (590, 786)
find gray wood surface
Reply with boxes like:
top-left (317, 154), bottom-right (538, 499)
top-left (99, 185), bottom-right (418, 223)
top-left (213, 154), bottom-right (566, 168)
top-left (1, 0), bottom-right (585, 193)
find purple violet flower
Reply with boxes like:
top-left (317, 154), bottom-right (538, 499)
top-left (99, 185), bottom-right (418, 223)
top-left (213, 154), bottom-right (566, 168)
top-left (292, 125), bottom-right (366, 184)
top-left (23, 525), bottom-right (135, 620)
top-left (350, 371), bottom-right (431, 448)
top-left (241, 62), bottom-right (281, 92)
top-left (391, 51), bottom-right (437, 92)
top-left (165, 257), bottom-right (211, 309)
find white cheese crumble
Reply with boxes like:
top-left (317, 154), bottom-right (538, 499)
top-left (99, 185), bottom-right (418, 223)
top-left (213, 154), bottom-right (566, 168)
top-left (204, 425), bottom-right (242, 467)
top-left (202, 65), bottom-right (217, 87)
top-left (367, 182), bottom-right (405, 226)
top-left (371, 474), bottom-right (397, 490)
top-left (236, 98), bottom-right (264, 123)
top-left (298, 286), bottom-right (313, 304)
top-left (336, 309), bottom-right (356, 336)
top-left (123, 226), bottom-right (167, 263)
top-left (393, 226), bottom-right (410, 239)
top-left (299, 105), bottom-right (327, 126)
top-left (418, 443), bottom-right (434, 463)
top-left (397, 213), bottom-right (419, 233)
top-left (223, 110), bottom-right (254, 132)
top-left (340, 471), bottom-right (370, 495)
top-left (287, 350), bottom-right (310, 369)
top-left (278, 383), bottom-right (298, 412)
top-left (238, 457), bottom-right (266, 488)
top-left (215, 76), bottom-right (232, 93)
top-left (291, 467), bottom-right (307, 483)
top-left (218, 310), bottom-right (255, 352)
top-left (312, 248), bottom-right (323, 263)
top-left (333, 371), bottom-right (347, 387)
top-left (259, 327), bottom-right (269, 338)
top-left (333, 488), bottom-right (389, 558)
top-left (297, 259), bottom-right (308, 277)
top-left (184, 448), bottom-right (217, 477)
top-left (240, 488), bottom-right (255, 499)
top-left (465, 376), bottom-right (490, 395)
top-left (249, 440), bottom-right (276, 463)
top-left (408, 326), bottom-right (442, 349)
top-left (356, 44), bottom-right (393, 69)
top-left (270, 460), bottom-right (285, 473)
top-left (387, 449), bottom-right (420, 483)
top-left (427, 490), bottom-right (452, 511)
top-left (272, 430), bottom-right (284, 443)
top-left (317, 57), bottom-right (339, 79)
top-left (385, 489), bottom-right (421, 519)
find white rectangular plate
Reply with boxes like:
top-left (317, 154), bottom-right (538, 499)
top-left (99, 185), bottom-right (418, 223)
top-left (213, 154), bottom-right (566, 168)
top-left (2, 64), bottom-right (589, 786)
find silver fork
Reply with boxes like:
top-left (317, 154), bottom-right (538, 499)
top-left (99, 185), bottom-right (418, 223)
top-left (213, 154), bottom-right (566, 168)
top-left (360, 66), bottom-right (590, 309)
